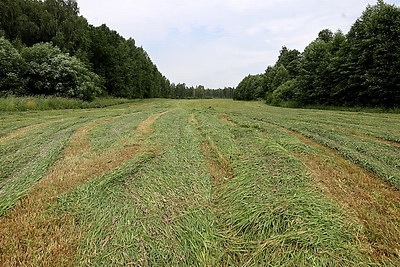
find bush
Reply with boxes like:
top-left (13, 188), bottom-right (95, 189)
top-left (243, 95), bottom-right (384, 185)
top-left (0, 37), bottom-right (26, 96)
top-left (271, 79), bottom-right (298, 105)
top-left (21, 43), bottom-right (103, 100)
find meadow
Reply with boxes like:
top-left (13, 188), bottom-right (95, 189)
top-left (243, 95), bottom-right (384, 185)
top-left (0, 99), bottom-right (399, 266)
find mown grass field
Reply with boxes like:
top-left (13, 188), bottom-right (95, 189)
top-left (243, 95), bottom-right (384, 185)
top-left (0, 99), bottom-right (399, 266)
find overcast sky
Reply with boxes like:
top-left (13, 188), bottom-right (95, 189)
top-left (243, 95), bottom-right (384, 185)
top-left (77, 0), bottom-right (400, 88)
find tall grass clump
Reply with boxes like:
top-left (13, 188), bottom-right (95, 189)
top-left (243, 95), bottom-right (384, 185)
top-left (0, 96), bottom-right (135, 111)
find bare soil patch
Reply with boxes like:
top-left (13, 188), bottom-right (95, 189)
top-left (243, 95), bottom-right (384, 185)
top-left (220, 113), bottom-right (237, 126)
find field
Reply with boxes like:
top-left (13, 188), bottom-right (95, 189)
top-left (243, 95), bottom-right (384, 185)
top-left (0, 99), bottom-right (399, 266)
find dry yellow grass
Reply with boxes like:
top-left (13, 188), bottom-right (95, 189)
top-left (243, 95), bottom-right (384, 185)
top-left (220, 113), bottom-right (237, 126)
top-left (0, 112), bottom-right (167, 266)
top-left (201, 140), bottom-right (234, 185)
top-left (0, 119), bottom-right (66, 143)
top-left (288, 130), bottom-right (400, 262)
top-left (136, 111), bottom-right (168, 137)
top-left (221, 113), bottom-right (400, 263)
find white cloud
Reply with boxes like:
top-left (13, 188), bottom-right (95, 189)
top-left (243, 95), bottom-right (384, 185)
top-left (77, 0), bottom-right (399, 88)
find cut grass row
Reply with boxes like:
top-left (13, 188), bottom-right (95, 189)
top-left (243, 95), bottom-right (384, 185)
top-left (0, 118), bottom-right (88, 215)
top-left (194, 108), bottom-right (365, 265)
top-left (0, 100), bottom-right (170, 215)
top-left (223, 102), bottom-right (400, 189)
top-left (58, 102), bottom-right (370, 265)
top-left (58, 108), bottom-right (219, 265)
top-left (0, 104), bottom-right (170, 265)
top-left (0, 99), bottom-right (399, 265)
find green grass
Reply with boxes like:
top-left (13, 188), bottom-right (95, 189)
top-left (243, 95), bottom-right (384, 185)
top-left (219, 102), bottom-right (400, 189)
top-left (194, 107), bottom-right (363, 265)
top-left (88, 107), bottom-right (166, 152)
top-left (0, 101), bottom-right (161, 215)
top-left (1, 99), bottom-right (399, 265)
top-left (59, 108), bottom-right (220, 265)
top-left (271, 101), bottom-right (400, 113)
top-left (0, 96), bottom-right (136, 111)
top-left (0, 118), bottom-right (84, 215)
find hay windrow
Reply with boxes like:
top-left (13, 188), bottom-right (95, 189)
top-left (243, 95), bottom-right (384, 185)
top-left (0, 119), bottom-right (66, 143)
top-left (0, 112), bottom-right (166, 266)
top-left (286, 130), bottom-right (400, 261)
top-left (1, 99), bottom-right (399, 265)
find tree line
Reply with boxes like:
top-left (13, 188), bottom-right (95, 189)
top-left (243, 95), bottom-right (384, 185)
top-left (0, 0), bottom-right (230, 100)
top-left (167, 84), bottom-right (234, 99)
top-left (234, 0), bottom-right (400, 108)
top-left (0, 0), bottom-right (173, 100)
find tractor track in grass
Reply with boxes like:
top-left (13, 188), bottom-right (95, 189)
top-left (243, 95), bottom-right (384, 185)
top-left (0, 111), bottom-right (167, 266)
top-left (189, 113), bottom-right (234, 185)
top-left (189, 113), bottom-right (236, 264)
top-left (221, 113), bottom-right (400, 263)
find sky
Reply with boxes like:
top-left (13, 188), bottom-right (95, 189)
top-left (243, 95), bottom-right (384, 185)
top-left (77, 0), bottom-right (400, 89)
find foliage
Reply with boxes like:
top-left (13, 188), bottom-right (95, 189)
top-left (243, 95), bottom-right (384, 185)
top-left (0, 0), bottom-right (232, 101)
top-left (170, 83), bottom-right (233, 99)
top-left (343, 0), bottom-right (400, 107)
top-left (270, 79), bottom-right (298, 105)
top-left (0, 0), bottom-right (175, 100)
top-left (0, 37), bottom-right (25, 96)
top-left (256, 47), bottom-right (301, 103)
top-left (21, 42), bottom-right (102, 100)
top-left (295, 36), bottom-right (335, 105)
top-left (233, 74), bottom-right (265, 100)
top-left (235, 1), bottom-right (400, 108)
top-left (0, 0), bottom-right (86, 54)
top-left (266, 65), bottom-right (290, 94)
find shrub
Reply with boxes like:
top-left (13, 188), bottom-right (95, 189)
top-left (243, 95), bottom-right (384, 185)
top-left (21, 43), bottom-right (103, 100)
top-left (0, 37), bottom-right (26, 96)
top-left (271, 79), bottom-right (298, 105)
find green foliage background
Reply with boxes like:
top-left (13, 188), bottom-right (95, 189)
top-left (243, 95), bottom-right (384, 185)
top-left (234, 1), bottom-right (400, 108)
top-left (1, 0), bottom-right (398, 106)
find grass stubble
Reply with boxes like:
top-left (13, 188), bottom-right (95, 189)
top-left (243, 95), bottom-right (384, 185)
top-left (221, 102), bottom-right (400, 265)
top-left (290, 130), bottom-right (400, 263)
top-left (0, 109), bottom-right (167, 266)
top-left (197, 109), bottom-right (364, 266)
top-left (0, 99), bottom-right (399, 266)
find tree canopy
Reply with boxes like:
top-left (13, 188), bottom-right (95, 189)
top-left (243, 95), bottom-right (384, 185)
top-left (234, 1), bottom-right (400, 108)
top-left (22, 42), bottom-right (101, 100)
top-left (0, 37), bottom-right (25, 96)
top-left (0, 0), bottom-right (174, 100)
